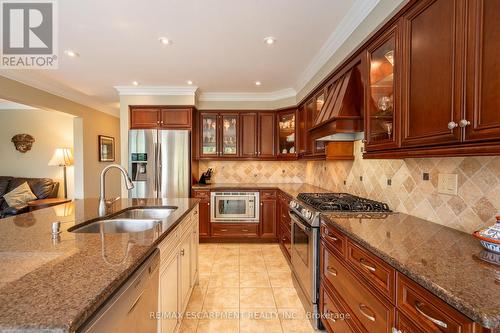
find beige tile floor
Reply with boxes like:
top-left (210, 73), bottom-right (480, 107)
top-left (178, 243), bottom-right (317, 333)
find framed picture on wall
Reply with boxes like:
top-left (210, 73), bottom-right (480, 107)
top-left (98, 135), bottom-right (115, 162)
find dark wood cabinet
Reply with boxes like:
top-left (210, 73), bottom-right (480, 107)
top-left (159, 108), bottom-right (192, 128)
top-left (130, 107), bottom-right (193, 129)
top-left (130, 108), bottom-right (159, 129)
top-left (364, 24), bottom-right (401, 151)
top-left (400, 0), bottom-right (465, 148)
top-left (464, 0), bottom-right (500, 143)
top-left (259, 190), bottom-right (277, 239)
top-left (192, 190), bottom-right (210, 238)
top-left (240, 113), bottom-right (258, 158)
top-left (199, 112), bottom-right (238, 158)
top-left (258, 113), bottom-right (276, 158)
top-left (297, 105), bottom-right (308, 155)
top-left (277, 109), bottom-right (298, 158)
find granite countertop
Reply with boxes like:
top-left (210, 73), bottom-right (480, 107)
top-left (0, 198), bottom-right (199, 333)
top-left (320, 212), bottom-right (500, 329)
top-left (192, 182), bottom-right (330, 198)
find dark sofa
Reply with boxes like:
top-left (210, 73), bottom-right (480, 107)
top-left (0, 177), bottom-right (59, 218)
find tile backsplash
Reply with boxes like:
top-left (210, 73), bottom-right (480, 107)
top-left (199, 141), bottom-right (500, 233)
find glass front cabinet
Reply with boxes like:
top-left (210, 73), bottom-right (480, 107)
top-left (364, 25), bottom-right (400, 151)
top-left (277, 109), bottom-right (297, 158)
top-left (199, 113), bottom-right (239, 158)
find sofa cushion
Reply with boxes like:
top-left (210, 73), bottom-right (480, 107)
top-left (4, 182), bottom-right (37, 209)
top-left (7, 178), bottom-right (55, 199)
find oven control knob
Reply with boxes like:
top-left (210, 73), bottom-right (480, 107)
top-left (290, 201), bottom-right (297, 208)
top-left (302, 209), bottom-right (312, 219)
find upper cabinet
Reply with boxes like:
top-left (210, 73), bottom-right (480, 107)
top-left (464, 0), bottom-right (500, 142)
top-left (400, 0), bottom-right (465, 148)
top-left (277, 109), bottom-right (297, 158)
top-left (130, 107), bottom-right (193, 129)
top-left (199, 112), bottom-right (239, 158)
top-left (200, 113), bottom-right (219, 157)
top-left (197, 111), bottom-right (277, 160)
top-left (364, 25), bottom-right (400, 151)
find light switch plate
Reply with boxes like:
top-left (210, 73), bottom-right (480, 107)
top-left (438, 173), bottom-right (458, 195)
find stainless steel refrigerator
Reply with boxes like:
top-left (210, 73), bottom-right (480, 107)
top-left (129, 130), bottom-right (190, 198)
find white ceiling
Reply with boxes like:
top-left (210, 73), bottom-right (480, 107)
top-left (0, 0), bottom-right (379, 116)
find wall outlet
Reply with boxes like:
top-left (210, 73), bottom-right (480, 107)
top-left (438, 173), bottom-right (458, 195)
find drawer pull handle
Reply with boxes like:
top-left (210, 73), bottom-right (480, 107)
top-left (220, 229), bottom-right (228, 232)
top-left (325, 231), bottom-right (338, 242)
top-left (326, 266), bottom-right (337, 276)
top-left (414, 301), bottom-right (448, 329)
top-left (241, 229), bottom-right (249, 232)
top-left (358, 304), bottom-right (376, 322)
top-left (359, 258), bottom-right (376, 272)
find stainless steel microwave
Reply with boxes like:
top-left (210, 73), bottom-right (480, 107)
top-left (210, 191), bottom-right (259, 222)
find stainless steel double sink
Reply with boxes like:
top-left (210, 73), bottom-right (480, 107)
top-left (70, 208), bottom-right (176, 234)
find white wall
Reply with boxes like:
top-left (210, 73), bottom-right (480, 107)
top-left (0, 108), bottom-right (75, 198)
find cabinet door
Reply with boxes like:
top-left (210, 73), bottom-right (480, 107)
top-left (401, 0), bottom-right (465, 147)
top-left (277, 110), bottom-right (297, 157)
top-left (199, 113), bottom-right (219, 157)
top-left (297, 105), bottom-right (308, 155)
top-left (220, 113), bottom-right (239, 157)
top-left (258, 113), bottom-right (276, 158)
top-left (130, 108), bottom-right (159, 129)
top-left (160, 108), bottom-right (191, 129)
top-left (304, 98), bottom-right (315, 154)
top-left (179, 233), bottom-right (192, 310)
top-left (193, 190), bottom-right (210, 238)
top-left (260, 199), bottom-right (277, 238)
top-left (190, 213), bottom-right (199, 286)
top-left (464, 0), bottom-right (500, 142)
top-left (365, 25), bottom-right (400, 151)
top-left (159, 254), bottom-right (179, 333)
top-left (240, 113), bottom-right (258, 158)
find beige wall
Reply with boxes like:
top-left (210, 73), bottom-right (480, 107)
top-left (0, 76), bottom-right (122, 199)
top-left (0, 108), bottom-right (75, 198)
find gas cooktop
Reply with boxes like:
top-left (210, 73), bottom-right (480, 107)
top-left (297, 193), bottom-right (391, 212)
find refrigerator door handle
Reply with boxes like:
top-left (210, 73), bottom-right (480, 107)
top-left (158, 142), bottom-right (162, 196)
top-left (153, 142), bottom-right (158, 195)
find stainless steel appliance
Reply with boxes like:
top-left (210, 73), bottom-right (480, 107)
top-left (129, 130), bottom-right (190, 198)
top-left (77, 250), bottom-right (160, 333)
top-left (210, 191), bottom-right (259, 222)
top-left (289, 193), bottom-right (391, 330)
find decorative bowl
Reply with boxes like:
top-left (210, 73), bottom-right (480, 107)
top-left (473, 216), bottom-right (500, 254)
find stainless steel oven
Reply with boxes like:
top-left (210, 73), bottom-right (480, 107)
top-left (289, 210), bottom-right (321, 330)
top-left (210, 191), bottom-right (259, 222)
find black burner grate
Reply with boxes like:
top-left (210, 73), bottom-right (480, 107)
top-left (297, 193), bottom-right (391, 212)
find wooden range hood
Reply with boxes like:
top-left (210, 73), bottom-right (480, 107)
top-left (309, 65), bottom-right (364, 141)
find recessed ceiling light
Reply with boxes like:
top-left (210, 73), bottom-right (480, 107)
top-left (255, 81), bottom-right (262, 86)
top-left (187, 80), bottom-right (193, 85)
top-left (264, 37), bottom-right (276, 45)
top-left (132, 81), bottom-right (139, 86)
top-left (158, 37), bottom-right (172, 45)
top-left (64, 50), bottom-right (79, 57)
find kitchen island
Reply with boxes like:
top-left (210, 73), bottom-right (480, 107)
top-left (0, 198), bottom-right (199, 332)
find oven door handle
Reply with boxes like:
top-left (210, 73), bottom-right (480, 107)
top-left (289, 211), bottom-right (312, 232)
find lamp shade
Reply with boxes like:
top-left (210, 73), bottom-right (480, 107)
top-left (48, 148), bottom-right (74, 166)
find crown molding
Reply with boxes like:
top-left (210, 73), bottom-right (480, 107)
top-left (294, 0), bottom-right (380, 93)
top-left (198, 88), bottom-right (296, 102)
top-left (114, 85), bottom-right (199, 96)
top-left (0, 72), bottom-right (120, 117)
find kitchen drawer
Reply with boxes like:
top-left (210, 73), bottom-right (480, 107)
top-left (321, 222), bottom-right (347, 257)
top-left (321, 243), bottom-right (395, 333)
top-left (396, 311), bottom-right (426, 333)
top-left (320, 284), bottom-right (357, 333)
top-left (280, 218), bottom-right (291, 234)
top-left (279, 225), bottom-right (291, 259)
top-left (397, 274), bottom-right (474, 333)
top-left (192, 190), bottom-right (210, 200)
top-left (346, 240), bottom-right (395, 302)
top-left (260, 190), bottom-right (277, 199)
top-left (211, 223), bottom-right (258, 237)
